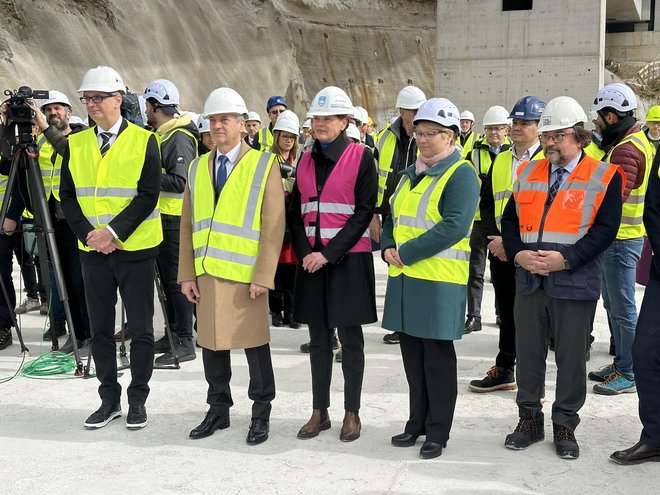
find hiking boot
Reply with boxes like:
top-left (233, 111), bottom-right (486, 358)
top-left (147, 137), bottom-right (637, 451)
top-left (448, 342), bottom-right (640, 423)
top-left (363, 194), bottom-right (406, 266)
top-left (593, 371), bottom-right (636, 395)
top-left (15, 297), bottom-right (41, 314)
top-left (464, 316), bottom-right (481, 334)
top-left (383, 332), bottom-right (400, 344)
top-left (588, 363), bottom-right (616, 382)
top-left (43, 321), bottom-right (66, 340)
top-left (469, 366), bottom-right (516, 392)
top-left (155, 337), bottom-right (196, 365)
top-left (0, 327), bottom-right (12, 351)
top-left (154, 334), bottom-right (172, 354)
top-left (505, 413), bottom-right (544, 450)
top-left (553, 423), bottom-right (579, 459)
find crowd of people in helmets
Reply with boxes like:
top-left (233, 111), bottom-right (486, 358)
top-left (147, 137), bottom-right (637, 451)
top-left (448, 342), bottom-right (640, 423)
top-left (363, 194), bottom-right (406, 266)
top-left (0, 64), bottom-right (659, 466)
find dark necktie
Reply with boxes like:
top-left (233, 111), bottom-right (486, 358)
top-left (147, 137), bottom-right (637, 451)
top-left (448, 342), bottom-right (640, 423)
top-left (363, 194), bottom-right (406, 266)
top-left (215, 155), bottom-right (229, 201)
top-left (547, 167), bottom-right (565, 205)
top-left (99, 132), bottom-right (112, 157)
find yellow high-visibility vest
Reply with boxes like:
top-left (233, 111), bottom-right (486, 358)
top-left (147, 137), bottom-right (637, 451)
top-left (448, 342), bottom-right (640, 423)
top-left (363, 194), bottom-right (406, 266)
top-left (584, 141), bottom-right (605, 160)
top-left (605, 131), bottom-right (654, 239)
top-left (468, 136), bottom-right (511, 221)
top-left (158, 127), bottom-right (197, 216)
top-left (388, 159), bottom-right (473, 283)
top-left (67, 124), bottom-right (162, 251)
top-left (189, 149), bottom-right (275, 283)
top-left (491, 146), bottom-right (544, 231)
top-left (258, 127), bottom-right (273, 152)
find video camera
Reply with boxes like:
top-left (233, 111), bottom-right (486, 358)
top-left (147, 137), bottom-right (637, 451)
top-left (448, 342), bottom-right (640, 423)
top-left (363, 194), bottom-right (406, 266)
top-left (4, 86), bottom-right (49, 142)
top-left (280, 162), bottom-right (295, 179)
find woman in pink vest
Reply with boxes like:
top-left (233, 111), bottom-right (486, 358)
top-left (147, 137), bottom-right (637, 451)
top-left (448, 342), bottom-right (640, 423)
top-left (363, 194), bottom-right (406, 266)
top-left (287, 86), bottom-right (377, 442)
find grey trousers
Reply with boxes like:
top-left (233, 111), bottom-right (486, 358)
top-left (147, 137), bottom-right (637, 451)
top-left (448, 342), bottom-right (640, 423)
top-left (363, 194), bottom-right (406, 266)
top-left (467, 221), bottom-right (488, 318)
top-left (514, 289), bottom-right (595, 431)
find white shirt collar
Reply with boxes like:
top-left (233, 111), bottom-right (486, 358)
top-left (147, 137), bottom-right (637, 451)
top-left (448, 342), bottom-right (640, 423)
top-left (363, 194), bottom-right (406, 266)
top-left (512, 141), bottom-right (540, 161)
top-left (97, 117), bottom-right (123, 135)
top-left (215, 141), bottom-right (242, 166)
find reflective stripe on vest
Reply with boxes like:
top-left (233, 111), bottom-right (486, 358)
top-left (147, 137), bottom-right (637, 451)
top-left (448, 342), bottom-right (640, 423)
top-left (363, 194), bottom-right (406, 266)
top-left (376, 127), bottom-right (396, 207)
top-left (584, 141), bottom-right (605, 160)
top-left (37, 134), bottom-right (56, 200)
top-left (297, 143), bottom-right (371, 253)
top-left (388, 159), bottom-right (473, 283)
top-left (605, 131), bottom-right (654, 239)
top-left (259, 127), bottom-right (273, 152)
top-left (158, 127), bottom-right (197, 216)
top-left (457, 131), bottom-right (476, 158)
top-left (189, 149), bottom-right (274, 283)
top-left (0, 175), bottom-right (7, 206)
top-left (67, 124), bottom-right (163, 251)
top-left (513, 157), bottom-right (621, 245)
top-left (491, 147), bottom-right (544, 231)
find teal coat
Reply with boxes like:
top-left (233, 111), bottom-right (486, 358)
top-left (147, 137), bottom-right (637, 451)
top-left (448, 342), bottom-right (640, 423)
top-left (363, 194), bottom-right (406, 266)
top-left (381, 149), bottom-right (479, 340)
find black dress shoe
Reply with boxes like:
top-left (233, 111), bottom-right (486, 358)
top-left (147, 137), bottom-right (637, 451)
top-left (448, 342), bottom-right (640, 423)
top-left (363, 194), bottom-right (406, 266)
top-left (391, 432), bottom-right (419, 447)
top-left (246, 418), bottom-right (269, 445)
top-left (271, 313), bottom-right (284, 327)
top-left (611, 441), bottom-right (660, 465)
top-left (464, 316), bottom-right (482, 334)
top-left (189, 411), bottom-right (230, 439)
top-left (420, 440), bottom-right (447, 459)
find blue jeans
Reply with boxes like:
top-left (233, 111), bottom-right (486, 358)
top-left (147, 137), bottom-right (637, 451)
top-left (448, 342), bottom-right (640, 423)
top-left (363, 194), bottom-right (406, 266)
top-left (601, 237), bottom-right (643, 379)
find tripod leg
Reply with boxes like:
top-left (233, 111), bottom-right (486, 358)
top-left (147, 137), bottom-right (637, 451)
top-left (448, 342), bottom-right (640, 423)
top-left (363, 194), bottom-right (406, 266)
top-left (118, 299), bottom-right (129, 370)
top-left (153, 263), bottom-right (180, 369)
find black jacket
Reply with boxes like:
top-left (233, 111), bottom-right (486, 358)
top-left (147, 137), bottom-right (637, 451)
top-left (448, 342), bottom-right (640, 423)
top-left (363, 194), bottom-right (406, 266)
top-left (644, 151), bottom-right (660, 281)
top-left (159, 119), bottom-right (199, 200)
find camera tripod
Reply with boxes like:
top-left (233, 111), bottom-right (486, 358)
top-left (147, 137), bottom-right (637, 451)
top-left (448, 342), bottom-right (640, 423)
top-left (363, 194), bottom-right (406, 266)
top-left (0, 136), bottom-right (85, 375)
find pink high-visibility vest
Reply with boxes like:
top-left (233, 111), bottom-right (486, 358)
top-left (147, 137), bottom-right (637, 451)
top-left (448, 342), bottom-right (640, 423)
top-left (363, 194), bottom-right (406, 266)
top-left (297, 143), bottom-right (371, 252)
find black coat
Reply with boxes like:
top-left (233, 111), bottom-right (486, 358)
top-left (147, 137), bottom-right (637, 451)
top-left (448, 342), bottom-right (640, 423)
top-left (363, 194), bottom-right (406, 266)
top-left (287, 134), bottom-right (378, 327)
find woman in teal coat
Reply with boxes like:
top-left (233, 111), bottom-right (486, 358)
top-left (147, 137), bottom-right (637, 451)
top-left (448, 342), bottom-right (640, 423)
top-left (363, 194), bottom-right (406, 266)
top-left (381, 97), bottom-right (479, 459)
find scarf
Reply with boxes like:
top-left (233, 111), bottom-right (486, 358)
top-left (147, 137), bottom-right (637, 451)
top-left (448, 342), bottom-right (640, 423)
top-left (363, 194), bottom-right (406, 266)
top-left (415, 145), bottom-right (456, 175)
top-left (600, 115), bottom-right (637, 149)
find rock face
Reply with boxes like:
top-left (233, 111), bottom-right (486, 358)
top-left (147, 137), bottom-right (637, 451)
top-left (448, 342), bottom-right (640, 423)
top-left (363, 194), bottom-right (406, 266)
top-left (0, 0), bottom-right (436, 128)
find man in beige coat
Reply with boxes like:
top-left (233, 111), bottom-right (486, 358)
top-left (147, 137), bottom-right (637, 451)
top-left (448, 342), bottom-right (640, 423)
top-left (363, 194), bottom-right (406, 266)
top-left (178, 88), bottom-right (284, 445)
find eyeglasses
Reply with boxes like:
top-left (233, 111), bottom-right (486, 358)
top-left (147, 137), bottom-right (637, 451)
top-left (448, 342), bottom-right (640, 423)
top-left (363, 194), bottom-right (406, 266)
top-left (269, 109), bottom-right (284, 116)
top-left (279, 134), bottom-right (296, 141)
top-left (484, 126), bottom-right (508, 133)
top-left (540, 131), bottom-right (574, 144)
top-left (414, 130), bottom-right (447, 141)
top-left (79, 94), bottom-right (116, 105)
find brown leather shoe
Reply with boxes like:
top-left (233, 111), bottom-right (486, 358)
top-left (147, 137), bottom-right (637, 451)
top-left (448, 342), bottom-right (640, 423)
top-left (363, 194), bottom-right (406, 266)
top-left (339, 411), bottom-right (361, 442)
top-left (297, 409), bottom-right (331, 439)
top-left (113, 324), bottom-right (131, 342)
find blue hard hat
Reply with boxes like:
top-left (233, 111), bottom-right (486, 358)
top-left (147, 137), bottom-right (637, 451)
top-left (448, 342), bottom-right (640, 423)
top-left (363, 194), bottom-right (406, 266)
top-left (266, 95), bottom-right (287, 111)
top-left (509, 96), bottom-right (546, 121)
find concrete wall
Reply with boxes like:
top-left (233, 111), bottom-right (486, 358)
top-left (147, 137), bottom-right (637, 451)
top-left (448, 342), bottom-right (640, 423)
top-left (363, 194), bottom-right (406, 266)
top-left (436, 0), bottom-right (606, 130)
top-left (606, 31), bottom-right (660, 61)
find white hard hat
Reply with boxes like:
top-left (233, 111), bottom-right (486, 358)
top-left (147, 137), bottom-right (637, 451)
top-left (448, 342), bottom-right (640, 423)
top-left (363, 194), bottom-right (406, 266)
top-left (144, 79), bottom-right (180, 106)
top-left (40, 90), bottom-right (71, 110)
top-left (307, 86), bottom-right (353, 117)
top-left (353, 106), bottom-right (369, 125)
top-left (246, 111), bottom-right (261, 123)
top-left (396, 86), bottom-right (426, 110)
top-left (202, 87), bottom-right (248, 117)
top-left (196, 114), bottom-right (210, 134)
top-left (538, 96), bottom-right (588, 133)
top-left (413, 97), bottom-right (461, 133)
top-left (273, 110), bottom-right (300, 136)
top-left (460, 110), bottom-right (475, 122)
top-left (78, 66), bottom-right (125, 93)
top-left (69, 116), bottom-right (85, 125)
top-left (482, 105), bottom-right (510, 126)
top-left (592, 83), bottom-right (638, 113)
top-left (302, 118), bottom-right (311, 129)
top-left (346, 122), bottom-right (361, 141)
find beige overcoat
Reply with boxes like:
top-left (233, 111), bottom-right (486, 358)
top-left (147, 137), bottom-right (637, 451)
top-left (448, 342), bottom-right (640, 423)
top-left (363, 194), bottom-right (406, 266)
top-left (178, 142), bottom-right (285, 350)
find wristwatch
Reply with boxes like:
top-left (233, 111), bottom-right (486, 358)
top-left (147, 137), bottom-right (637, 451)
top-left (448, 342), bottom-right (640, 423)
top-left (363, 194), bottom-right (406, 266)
top-left (563, 257), bottom-right (571, 270)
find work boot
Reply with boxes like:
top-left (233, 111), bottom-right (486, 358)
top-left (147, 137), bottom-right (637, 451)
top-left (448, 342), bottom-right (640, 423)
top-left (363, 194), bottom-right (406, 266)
top-left (469, 366), bottom-right (516, 392)
top-left (43, 321), bottom-right (66, 340)
top-left (155, 337), bottom-right (196, 365)
top-left (505, 411), bottom-right (544, 450)
top-left (15, 297), bottom-right (40, 314)
top-left (464, 316), bottom-right (482, 334)
top-left (553, 423), bottom-right (579, 459)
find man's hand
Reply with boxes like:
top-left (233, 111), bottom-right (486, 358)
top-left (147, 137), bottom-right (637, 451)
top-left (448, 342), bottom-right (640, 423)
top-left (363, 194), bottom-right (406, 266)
top-left (2, 218), bottom-right (17, 235)
top-left (249, 283), bottom-right (268, 299)
top-left (86, 228), bottom-right (117, 254)
top-left (368, 214), bottom-right (382, 242)
top-left (181, 281), bottom-right (200, 303)
top-left (537, 250), bottom-right (566, 273)
top-left (383, 247), bottom-right (403, 268)
top-left (302, 252), bottom-right (328, 273)
top-left (487, 235), bottom-right (507, 261)
top-left (27, 100), bottom-right (48, 132)
top-left (514, 249), bottom-right (550, 276)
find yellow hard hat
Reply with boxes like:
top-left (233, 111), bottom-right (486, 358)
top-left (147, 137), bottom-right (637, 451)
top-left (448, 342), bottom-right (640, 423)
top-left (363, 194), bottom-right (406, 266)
top-left (368, 116), bottom-right (374, 125)
top-left (646, 105), bottom-right (660, 122)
